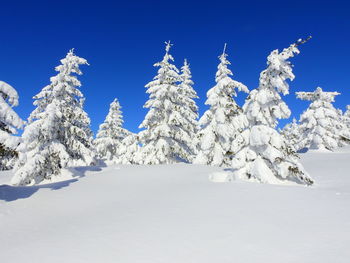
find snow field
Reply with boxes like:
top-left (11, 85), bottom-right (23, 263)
top-left (1, 148), bottom-right (350, 263)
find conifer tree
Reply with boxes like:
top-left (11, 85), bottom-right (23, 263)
top-left (195, 44), bottom-right (248, 166)
top-left (137, 41), bottom-right (196, 164)
top-left (118, 133), bottom-right (140, 164)
top-left (344, 106), bottom-right (350, 126)
top-left (95, 98), bottom-right (129, 162)
top-left (0, 81), bottom-right (25, 170)
top-left (12, 49), bottom-right (95, 185)
top-left (178, 59), bottom-right (199, 160)
top-left (343, 105), bottom-right (350, 139)
top-left (280, 118), bottom-right (301, 152)
top-left (296, 87), bottom-right (348, 151)
top-left (231, 38), bottom-right (313, 185)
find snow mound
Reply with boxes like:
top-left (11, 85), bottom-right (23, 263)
top-left (208, 170), bottom-right (233, 182)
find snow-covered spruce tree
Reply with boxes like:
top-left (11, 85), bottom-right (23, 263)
top-left (343, 105), bottom-right (350, 139)
top-left (94, 98), bottom-right (130, 162)
top-left (0, 81), bottom-right (25, 170)
top-left (178, 59), bottom-right (199, 160)
top-left (344, 106), bottom-right (350, 126)
top-left (118, 133), bottom-right (140, 164)
top-left (231, 38), bottom-right (313, 185)
top-left (296, 87), bottom-right (348, 151)
top-left (12, 49), bottom-right (95, 186)
top-left (137, 41), bottom-right (196, 164)
top-left (280, 118), bottom-right (301, 152)
top-left (195, 44), bottom-right (249, 166)
top-left (335, 108), bottom-right (350, 144)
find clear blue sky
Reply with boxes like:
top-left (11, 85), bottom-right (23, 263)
top-left (0, 0), bottom-right (349, 134)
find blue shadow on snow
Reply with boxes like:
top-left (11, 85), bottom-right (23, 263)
top-left (0, 165), bottom-right (104, 202)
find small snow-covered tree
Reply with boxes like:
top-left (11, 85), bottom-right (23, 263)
top-left (344, 106), bottom-right (350, 126)
top-left (12, 49), bottom-right (95, 186)
top-left (138, 41), bottom-right (196, 164)
top-left (195, 44), bottom-right (249, 166)
top-left (296, 87), bottom-right (348, 151)
top-left (231, 38), bottom-right (313, 185)
top-left (343, 105), bottom-right (350, 139)
top-left (280, 118), bottom-right (301, 152)
top-left (335, 108), bottom-right (350, 144)
top-left (118, 133), bottom-right (140, 164)
top-left (0, 81), bottom-right (25, 170)
top-left (95, 98), bottom-right (129, 162)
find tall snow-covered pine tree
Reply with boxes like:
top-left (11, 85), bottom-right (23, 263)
top-left (231, 38), bottom-right (313, 185)
top-left (178, 59), bottom-right (199, 161)
top-left (195, 44), bottom-right (249, 166)
top-left (137, 41), bottom-right (196, 164)
top-left (12, 49), bottom-right (95, 185)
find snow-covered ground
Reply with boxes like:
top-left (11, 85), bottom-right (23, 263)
top-left (1, 148), bottom-right (350, 263)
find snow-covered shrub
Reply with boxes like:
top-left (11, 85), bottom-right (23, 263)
top-left (231, 39), bottom-right (313, 185)
top-left (95, 98), bottom-right (129, 163)
top-left (0, 81), bottom-right (25, 170)
top-left (138, 41), bottom-right (197, 164)
top-left (195, 44), bottom-right (248, 166)
top-left (296, 87), bottom-right (348, 151)
top-left (12, 49), bottom-right (95, 186)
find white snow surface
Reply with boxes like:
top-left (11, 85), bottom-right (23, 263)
top-left (1, 148), bottom-right (350, 262)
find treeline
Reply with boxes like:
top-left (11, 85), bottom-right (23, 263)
top-left (1, 37), bottom-right (349, 186)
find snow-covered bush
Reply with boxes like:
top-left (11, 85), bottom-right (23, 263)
top-left (280, 118), bottom-right (300, 152)
top-left (12, 49), bottom-right (95, 186)
top-left (296, 87), bottom-right (348, 151)
top-left (231, 39), bottom-right (313, 185)
top-left (195, 44), bottom-right (248, 166)
top-left (95, 98), bottom-right (130, 163)
top-left (0, 81), bottom-right (25, 170)
top-left (138, 41), bottom-right (197, 164)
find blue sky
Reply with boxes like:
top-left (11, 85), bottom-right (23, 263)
top-left (0, 0), bottom-right (349, 134)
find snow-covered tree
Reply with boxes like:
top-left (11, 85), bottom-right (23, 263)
top-left (118, 133), bottom-right (140, 164)
top-left (95, 98), bottom-right (130, 162)
top-left (12, 49), bottom-right (95, 186)
top-left (296, 87), bottom-right (348, 151)
top-left (344, 106), bottom-right (350, 125)
top-left (280, 118), bottom-right (301, 152)
top-left (195, 44), bottom-right (249, 166)
top-left (0, 81), bottom-right (25, 170)
top-left (231, 38), bottom-right (313, 185)
top-left (343, 105), bottom-right (350, 139)
top-left (138, 41), bottom-right (196, 164)
top-left (178, 59), bottom-right (199, 160)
